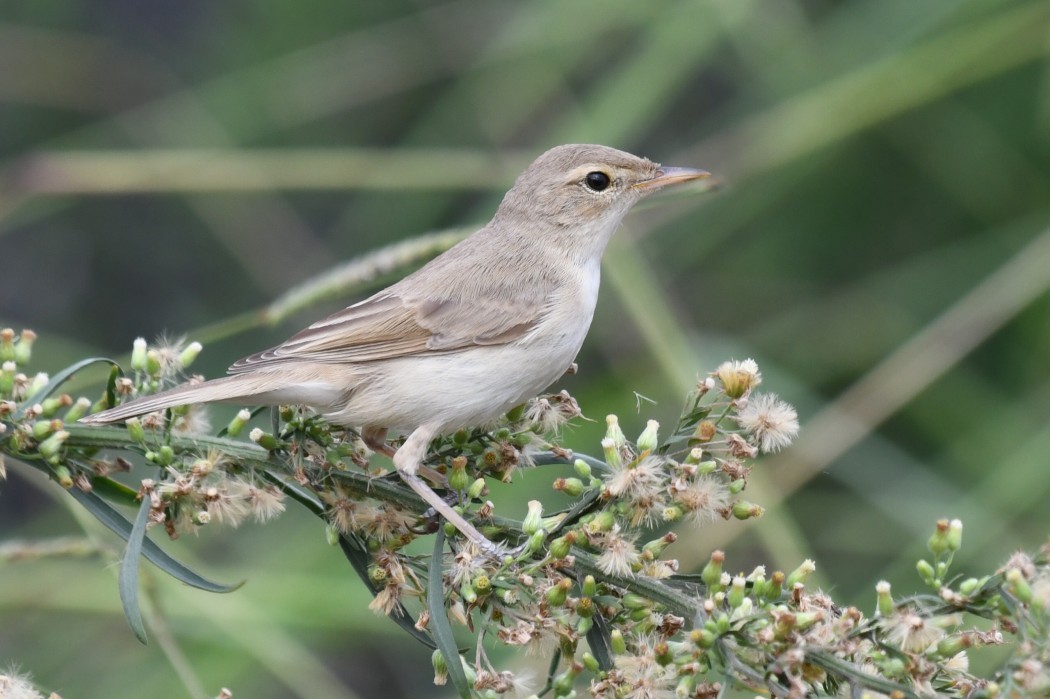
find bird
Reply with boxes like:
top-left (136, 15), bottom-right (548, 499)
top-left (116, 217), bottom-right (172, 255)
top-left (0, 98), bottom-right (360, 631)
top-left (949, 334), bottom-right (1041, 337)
top-left (82, 143), bottom-right (711, 554)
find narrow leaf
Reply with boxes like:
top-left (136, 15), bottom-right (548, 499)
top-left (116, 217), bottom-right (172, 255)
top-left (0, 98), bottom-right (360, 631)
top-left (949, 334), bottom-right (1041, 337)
top-left (585, 610), bottom-right (614, 671)
top-left (14, 357), bottom-right (120, 419)
top-left (87, 475), bottom-right (139, 506)
top-left (428, 529), bottom-right (469, 699)
top-left (68, 487), bottom-right (241, 593)
top-left (119, 496), bottom-right (151, 644)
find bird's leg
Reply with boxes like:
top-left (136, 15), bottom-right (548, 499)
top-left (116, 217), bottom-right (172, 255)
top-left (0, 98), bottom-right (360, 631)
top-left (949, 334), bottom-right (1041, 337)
top-left (395, 425), bottom-right (503, 558)
top-left (363, 425), bottom-right (446, 485)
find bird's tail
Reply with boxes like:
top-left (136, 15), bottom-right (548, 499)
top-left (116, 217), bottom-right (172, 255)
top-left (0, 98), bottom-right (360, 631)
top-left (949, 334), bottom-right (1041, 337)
top-left (80, 373), bottom-right (276, 425)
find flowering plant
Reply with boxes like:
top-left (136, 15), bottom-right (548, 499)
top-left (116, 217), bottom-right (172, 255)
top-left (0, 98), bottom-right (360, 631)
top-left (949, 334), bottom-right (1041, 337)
top-left (1, 330), bottom-right (1048, 699)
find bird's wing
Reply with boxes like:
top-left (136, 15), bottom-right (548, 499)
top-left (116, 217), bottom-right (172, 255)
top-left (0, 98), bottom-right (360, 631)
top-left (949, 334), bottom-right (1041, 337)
top-left (228, 291), bottom-right (545, 372)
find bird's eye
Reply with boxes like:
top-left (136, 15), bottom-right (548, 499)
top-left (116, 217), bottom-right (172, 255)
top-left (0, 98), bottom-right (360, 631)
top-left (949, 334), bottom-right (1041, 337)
top-left (584, 171), bottom-right (611, 192)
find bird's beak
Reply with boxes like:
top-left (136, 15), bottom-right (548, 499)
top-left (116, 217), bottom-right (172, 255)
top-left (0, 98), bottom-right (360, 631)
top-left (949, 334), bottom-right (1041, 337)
top-left (634, 166), bottom-right (713, 191)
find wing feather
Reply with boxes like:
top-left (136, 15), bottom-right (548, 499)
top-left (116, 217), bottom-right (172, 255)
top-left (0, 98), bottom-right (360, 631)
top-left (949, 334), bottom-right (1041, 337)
top-left (229, 290), bottom-right (544, 373)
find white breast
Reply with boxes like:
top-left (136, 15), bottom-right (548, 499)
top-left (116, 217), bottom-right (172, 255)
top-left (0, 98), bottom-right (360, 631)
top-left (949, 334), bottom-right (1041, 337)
top-left (327, 259), bottom-right (603, 434)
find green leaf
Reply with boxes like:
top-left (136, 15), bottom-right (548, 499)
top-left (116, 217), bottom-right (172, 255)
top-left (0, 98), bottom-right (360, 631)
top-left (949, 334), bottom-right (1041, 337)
top-left (585, 610), bottom-right (614, 671)
top-left (87, 474), bottom-right (139, 506)
top-left (428, 529), bottom-right (470, 699)
top-left (67, 487), bottom-right (242, 593)
top-left (14, 357), bottom-right (121, 419)
top-left (336, 533), bottom-right (436, 649)
top-left (120, 496), bottom-right (151, 644)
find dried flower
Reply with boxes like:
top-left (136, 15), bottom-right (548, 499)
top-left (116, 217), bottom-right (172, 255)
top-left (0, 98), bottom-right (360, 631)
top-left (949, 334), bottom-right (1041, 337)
top-left (735, 392), bottom-right (799, 453)
top-left (595, 525), bottom-right (640, 577)
top-left (715, 358), bottom-right (761, 398)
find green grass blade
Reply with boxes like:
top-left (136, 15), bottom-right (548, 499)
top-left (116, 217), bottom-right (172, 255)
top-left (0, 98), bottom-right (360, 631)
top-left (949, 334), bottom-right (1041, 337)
top-left (119, 495), bottom-right (151, 644)
top-left (428, 529), bottom-right (469, 698)
top-left (13, 357), bottom-right (120, 419)
top-left (585, 610), bottom-right (614, 671)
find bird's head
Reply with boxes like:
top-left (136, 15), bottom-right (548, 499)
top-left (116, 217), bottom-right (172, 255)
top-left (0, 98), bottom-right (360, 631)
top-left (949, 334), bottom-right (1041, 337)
top-left (497, 144), bottom-right (710, 232)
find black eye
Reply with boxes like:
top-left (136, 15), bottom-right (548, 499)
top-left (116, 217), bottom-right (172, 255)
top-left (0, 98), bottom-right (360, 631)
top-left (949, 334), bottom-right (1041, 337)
top-left (584, 171), bottom-right (611, 192)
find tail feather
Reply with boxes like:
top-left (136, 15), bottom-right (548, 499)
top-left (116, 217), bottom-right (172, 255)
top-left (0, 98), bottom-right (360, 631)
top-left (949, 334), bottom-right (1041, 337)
top-left (80, 374), bottom-right (273, 424)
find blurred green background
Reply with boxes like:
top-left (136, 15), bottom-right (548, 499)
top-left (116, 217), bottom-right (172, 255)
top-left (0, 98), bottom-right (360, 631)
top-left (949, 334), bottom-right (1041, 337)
top-left (3, 1), bottom-right (1050, 697)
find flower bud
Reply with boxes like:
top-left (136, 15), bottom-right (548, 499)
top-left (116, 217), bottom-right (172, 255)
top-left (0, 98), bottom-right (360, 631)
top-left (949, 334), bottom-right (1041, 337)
top-left (549, 536), bottom-right (571, 559)
top-left (730, 597), bottom-right (753, 621)
top-left (654, 640), bottom-right (673, 666)
top-left (431, 649), bottom-right (448, 686)
top-left (701, 550), bottom-right (725, 589)
top-left (610, 629), bottom-right (627, 654)
top-left (576, 595), bottom-right (594, 618)
top-left (467, 477), bottom-right (486, 500)
top-left (749, 571), bottom-right (767, 599)
top-left (927, 519), bottom-right (952, 556)
top-left (661, 505), bottom-right (683, 522)
top-left (876, 580), bottom-right (894, 617)
top-left (38, 430), bottom-right (70, 460)
top-left (124, 416), bottom-right (147, 443)
top-left (684, 447), bottom-right (704, 465)
top-left (226, 409), bottom-right (252, 437)
top-left (145, 349), bottom-right (162, 377)
top-left (605, 414), bottom-right (626, 448)
top-left (916, 559), bottom-right (936, 586)
top-left (0, 362), bottom-right (15, 394)
top-left (690, 628), bottom-right (716, 649)
top-left (26, 373), bottom-right (50, 401)
top-left (526, 528), bottom-right (546, 554)
top-left (38, 394), bottom-right (68, 417)
top-left (32, 419), bottom-right (58, 439)
top-left (636, 419), bottom-right (659, 452)
top-left (696, 460), bottom-right (717, 475)
top-left (52, 464), bottom-right (73, 487)
top-left (156, 445), bottom-right (175, 466)
top-left (793, 611), bottom-right (821, 630)
top-left (249, 427), bottom-right (281, 451)
top-left (460, 580), bottom-right (477, 604)
top-left (131, 338), bottom-right (148, 372)
top-left (573, 458), bottom-right (591, 479)
top-left (947, 519), bottom-right (963, 552)
top-left (731, 500), bottom-right (764, 520)
top-left (554, 477), bottom-right (584, 497)
top-left (621, 593), bottom-right (651, 611)
top-left (643, 532), bottom-right (676, 559)
top-left (0, 329), bottom-right (15, 362)
top-left (14, 330), bottom-right (36, 365)
top-left (581, 652), bottom-right (600, 673)
top-left (522, 500), bottom-right (543, 536)
top-left (448, 459), bottom-right (470, 492)
top-left (786, 559), bottom-right (816, 588)
top-left (935, 634), bottom-right (972, 659)
top-left (585, 509), bottom-right (616, 534)
top-left (728, 575), bottom-right (747, 608)
top-left (178, 341), bottom-right (203, 369)
top-left (545, 578), bottom-right (572, 606)
top-left (766, 570), bottom-right (785, 600)
top-left (63, 397), bottom-right (92, 423)
top-left (601, 437), bottom-right (622, 470)
top-left (1005, 568), bottom-right (1033, 604)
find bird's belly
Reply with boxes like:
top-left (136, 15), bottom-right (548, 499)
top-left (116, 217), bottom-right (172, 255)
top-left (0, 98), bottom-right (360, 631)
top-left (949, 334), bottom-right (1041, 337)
top-left (326, 339), bottom-right (583, 434)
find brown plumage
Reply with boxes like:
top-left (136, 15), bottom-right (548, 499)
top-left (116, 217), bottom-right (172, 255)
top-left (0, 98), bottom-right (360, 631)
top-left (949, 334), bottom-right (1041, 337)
top-left (82, 144), bottom-right (710, 554)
